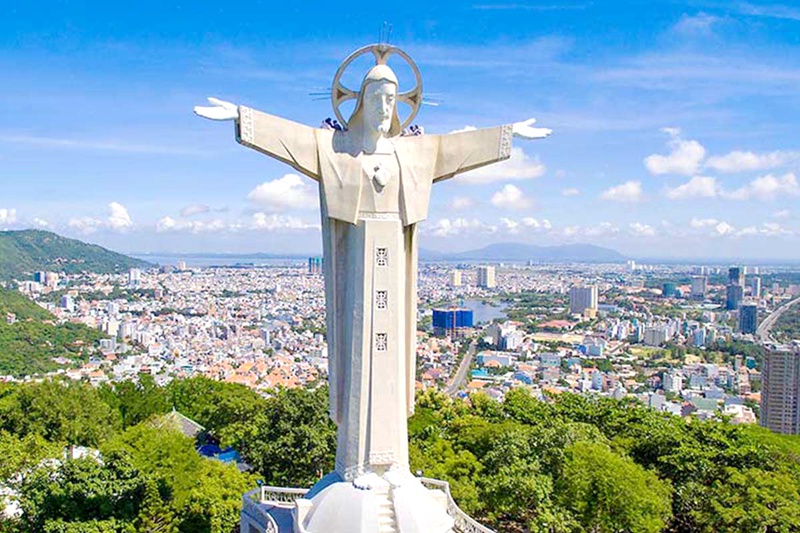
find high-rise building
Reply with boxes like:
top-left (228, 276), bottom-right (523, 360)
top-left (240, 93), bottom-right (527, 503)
top-left (761, 345), bottom-right (800, 434)
top-left (739, 303), bottom-right (758, 334)
top-left (308, 257), bottom-right (323, 275)
top-left (726, 284), bottom-right (744, 310)
top-left (662, 282), bottom-right (678, 298)
top-left (729, 266), bottom-right (744, 287)
top-left (432, 308), bottom-right (474, 337)
top-left (448, 270), bottom-right (462, 287)
top-left (569, 285), bottom-right (598, 315)
top-left (476, 266), bottom-right (496, 288)
top-left (129, 268), bottom-right (142, 288)
top-left (690, 276), bottom-right (707, 299)
top-left (748, 276), bottom-right (762, 298)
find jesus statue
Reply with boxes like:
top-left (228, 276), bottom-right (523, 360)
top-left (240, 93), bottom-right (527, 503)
top-left (196, 44), bottom-right (550, 533)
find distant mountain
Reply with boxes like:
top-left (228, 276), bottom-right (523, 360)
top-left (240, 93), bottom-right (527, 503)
top-left (420, 242), bottom-right (627, 263)
top-left (0, 230), bottom-right (152, 281)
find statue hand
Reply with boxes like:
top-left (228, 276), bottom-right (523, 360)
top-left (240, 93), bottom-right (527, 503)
top-left (512, 118), bottom-right (552, 140)
top-left (194, 97), bottom-right (239, 121)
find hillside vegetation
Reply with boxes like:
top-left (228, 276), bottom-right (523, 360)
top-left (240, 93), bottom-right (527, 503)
top-left (2, 377), bottom-right (799, 533)
top-left (0, 229), bottom-right (151, 281)
top-left (0, 288), bottom-right (104, 377)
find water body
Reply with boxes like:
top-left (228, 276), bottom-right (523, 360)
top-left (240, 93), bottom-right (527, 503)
top-left (459, 299), bottom-right (508, 324)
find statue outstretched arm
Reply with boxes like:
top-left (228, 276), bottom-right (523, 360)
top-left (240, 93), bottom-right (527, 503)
top-left (432, 118), bottom-right (551, 183)
top-left (194, 98), bottom-right (320, 181)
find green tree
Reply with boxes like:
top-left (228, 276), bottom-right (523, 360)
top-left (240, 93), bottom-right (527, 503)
top-left (557, 441), bottom-right (672, 533)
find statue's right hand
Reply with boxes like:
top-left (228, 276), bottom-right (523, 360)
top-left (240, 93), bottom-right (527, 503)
top-left (193, 97), bottom-right (239, 121)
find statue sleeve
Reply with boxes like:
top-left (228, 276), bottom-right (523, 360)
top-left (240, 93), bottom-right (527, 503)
top-left (432, 124), bottom-right (513, 183)
top-left (236, 106), bottom-right (320, 180)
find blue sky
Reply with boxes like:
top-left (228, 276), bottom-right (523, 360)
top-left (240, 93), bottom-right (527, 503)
top-left (2, 0), bottom-right (800, 260)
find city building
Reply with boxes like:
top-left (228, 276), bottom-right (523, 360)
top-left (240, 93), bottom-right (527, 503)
top-left (476, 266), bottom-right (496, 288)
top-left (662, 282), bottom-right (678, 298)
top-left (569, 285), bottom-right (598, 315)
top-left (690, 276), bottom-right (707, 299)
top-left (729, 266), bottom-right (744, 287)
top-left (308, 257), bottom-right (322, 275)
top-left (748, 276), bottom-right (762, 298)
top-left (448, 270), bottom-right (462, 287)
top-left (726, 284), bottom-right (744, 311)
top-left (761, 345), bottom-right (800, 434)
top-left (129, 268), bottom-right (142, 288)
top-left (432, 308), bottom-right (474, 337)
top-left (739, 303), bottom-right (758, 334)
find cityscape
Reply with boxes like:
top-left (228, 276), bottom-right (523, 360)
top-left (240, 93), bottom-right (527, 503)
top-left (8, 255), bottom-right (800, 435)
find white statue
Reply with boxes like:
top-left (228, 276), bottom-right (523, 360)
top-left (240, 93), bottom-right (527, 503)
top-left (196, 44), bottom-right (550, 533)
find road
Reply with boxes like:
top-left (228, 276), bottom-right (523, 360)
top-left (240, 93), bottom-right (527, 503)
top-left (757, 296), bottom-right (800, 344)
top-left (445, 341), bottom-right (476, 396)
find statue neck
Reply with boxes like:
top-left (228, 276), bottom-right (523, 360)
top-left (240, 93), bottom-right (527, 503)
top-left (361, 127), bottom-right (394, 155)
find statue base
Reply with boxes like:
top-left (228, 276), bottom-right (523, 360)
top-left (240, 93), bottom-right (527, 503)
top-left (241, 470), bottom-right (476, 533)
top-left (293, 470), bottom-right (453, 533)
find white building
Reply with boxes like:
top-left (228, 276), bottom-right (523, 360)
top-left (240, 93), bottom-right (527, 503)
top-left (569, 285), bottom-right (598, 315)
top-left (477, 266), bottom-right (496, 288)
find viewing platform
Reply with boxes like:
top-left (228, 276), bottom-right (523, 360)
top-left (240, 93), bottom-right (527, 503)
top-left (240, 478), bottom-right (495, 533)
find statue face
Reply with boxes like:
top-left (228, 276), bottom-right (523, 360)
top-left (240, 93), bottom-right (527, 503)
top-left (362, 80), bottom-right (396, 135)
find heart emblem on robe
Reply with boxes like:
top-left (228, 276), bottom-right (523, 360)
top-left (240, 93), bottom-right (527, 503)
top-left (372, 163), bottom-right (391, 191)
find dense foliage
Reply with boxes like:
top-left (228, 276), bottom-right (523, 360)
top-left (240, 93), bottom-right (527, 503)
top-left (0, 230), bottom-right (151, 281)
top-left (773, 302), bottom-right (800, 343)
top-left (0, 289), bottom-right (105, 377)
top-left (2, 377), bottom-right (800, 532)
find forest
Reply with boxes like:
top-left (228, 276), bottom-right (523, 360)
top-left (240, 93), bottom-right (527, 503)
top-left (1, 377), bottom-right (799, 533)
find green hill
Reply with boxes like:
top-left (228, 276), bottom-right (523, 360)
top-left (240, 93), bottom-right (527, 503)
top-left (0, 288), bottom-right (105, 377)
top-left (0, 229), bottom-right (152, 281)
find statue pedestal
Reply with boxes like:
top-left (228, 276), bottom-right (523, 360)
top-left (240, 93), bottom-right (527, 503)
top-left (293, 471), bottom-right (452, 533)
top-left (241, 474), bottom-right (494, 533)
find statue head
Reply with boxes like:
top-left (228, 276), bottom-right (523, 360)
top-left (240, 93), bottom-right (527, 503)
top-left (349, 64), bottom-right (402, 138)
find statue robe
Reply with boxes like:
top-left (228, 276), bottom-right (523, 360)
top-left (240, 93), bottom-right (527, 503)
top-left (237, 106), bottom-right (512, 479)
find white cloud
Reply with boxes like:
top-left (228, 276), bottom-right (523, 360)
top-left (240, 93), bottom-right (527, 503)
top-left (773, 209), bottom-right (791, 219)
top-left (247, 174), bottom-right (317, 211)
top-left (724, 173), bottom-right (800, 200)
top-left (673, 12), bottom-right (721, 35)
top-left (0, 208), bottom-right (17, 225)
top-left (689, 217), bottom-right (718, 228)
top-left (156, 213), bottom-right (318, 234)
top-left (449, 196), bottom-right (476, 210)
top-left (665, 176), bottom-right (719, 200)
top-left (180, 204), bottom-right (211, 217)
top-left (428, 218), bottom-right (495, 237)
top-left (68, 202), bottom-right (132, 234)
top-left (521, 217), bottom-right (551, 229)
top-left (714, 221), bottom-right (735, 235)
top-left (491, 184), bottom-right (531, 209)
top-left (250, 213), bottom-right (319, 231)
top-left (107, 202), bottom-right (132, 230)
top-left (705, 150), bottom-right (800, 173)
top-left (585, 222), bottom-right (620, 237)
top-left (601, 180), bottom-right (643, 202)
top-left (561, 187), bottom-right (581, 196)
top-left (500, 217), bottom-right (520, 234)
top-left (31, 217), bottom-right (50, 228)
top-left (629, 222), bottom-right (655, 237)
top-left (644, 128), bottom-right (706, 176)
top-left (458, 147), bottom-right (545, 184)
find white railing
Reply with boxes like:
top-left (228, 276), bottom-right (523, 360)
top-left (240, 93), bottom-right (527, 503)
top-left (260, 485), bottom-right (309, 506)
top-left (419, 478), bottom-right (495, 533)
top-left (242, 489), bottom-right (280, 533)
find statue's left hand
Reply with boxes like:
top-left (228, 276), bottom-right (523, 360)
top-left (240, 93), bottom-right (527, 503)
top-left (194, 97), bottom-right (239, 121)
top-left (512, 118), bottom-right (552, 139)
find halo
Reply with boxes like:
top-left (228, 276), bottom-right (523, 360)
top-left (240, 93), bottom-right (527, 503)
top-left (331, 44), bottom-right (423, 130)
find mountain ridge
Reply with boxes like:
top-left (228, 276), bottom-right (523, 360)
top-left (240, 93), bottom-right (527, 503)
top-left (0, 229), bottom-right (152, 281)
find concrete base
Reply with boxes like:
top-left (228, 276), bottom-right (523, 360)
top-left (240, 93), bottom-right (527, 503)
top-left (294, 471), bottom-right (453, 533)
